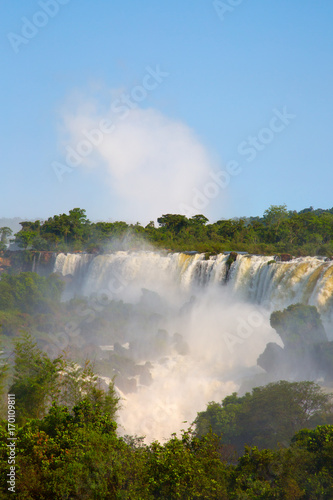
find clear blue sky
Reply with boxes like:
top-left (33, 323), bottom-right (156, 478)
top-left (1, 0), bottom-right (332, 223)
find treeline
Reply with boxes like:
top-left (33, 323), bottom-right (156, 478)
top-left (0, 336), bottom-right (333, 498)
top-left (9, 204), bottom-right (333, 256)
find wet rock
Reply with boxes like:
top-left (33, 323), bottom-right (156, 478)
top-left (172, 333), bottom-right (190, 355)
top-left (137, 363), bottom-right (153, 386)
top-left (279, 253), bottom-right (293, 262)
top-left (257, 342), bottom-right (284, 373)
top-left (258, 304), bottom-right (333, 382)
top-left (270, 304), bottom-right (327, 347)
top-left (115, 376), bottom-right (137, 394)
top-left (138, 372), bottom-right (152, 386)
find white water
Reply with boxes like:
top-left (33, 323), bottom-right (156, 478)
top-left (53, 252), bottom-right (333, 318)
top-left (52, 252), bottom-right (333, 440)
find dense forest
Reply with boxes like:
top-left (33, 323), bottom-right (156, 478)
top-left (4, 204), bottom-right (333, 256)
top-left (0, 335), bottom-right (333, 498)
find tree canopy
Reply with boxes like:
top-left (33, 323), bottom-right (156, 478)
top-left (9, 204), bottom-right (333, 256)
top-left (195, 381), bottom-right (333, 454)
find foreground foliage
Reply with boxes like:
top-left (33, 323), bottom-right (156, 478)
top-left (0, 335), bottom-right (332, 497)
top-left (0, 405), bottom-right (333, 498)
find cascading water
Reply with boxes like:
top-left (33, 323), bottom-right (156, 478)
top-left (32, 252), bottom-right (41, 273)
top-left (53, 252), bottom-right (93, 277)
top-left (52, 251), bottom-right (333, 441)
top-left (53, 252), bottom-right (333, 321)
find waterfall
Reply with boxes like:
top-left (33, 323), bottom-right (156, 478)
top-left (51, 251), bottom-right (333, 441)
top-left (53, 252), bottom-right (333, 319)
top-left (53, 252), bottom-right (93, 276)
top-left (32, 252), bottom-right (40, 273)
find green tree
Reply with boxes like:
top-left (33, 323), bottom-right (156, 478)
top-left (0, 227), bottom-right (12, 249)
top-left (195, 381), bottom-right (333, 454)
top-left (3, 399), bottom-right (128, 498)
top-left (145, 429), bottom-right (229, 498)
top-left (190, 214), bottom-right (209, 226)
top-left (5, 334), bottom-right (120, 427)
top-left (157, 214), bottom-right (189, 234)
top-left (0, 272), bottom-right (64, 314)
top-left (59, 360), bottom-right (119, 420)
top-left (8, 334), bottom-right (63, 423)
top-left (15, 230), bottom-right (37, 249)
top-left (263, 204), bottom-right (289, 228)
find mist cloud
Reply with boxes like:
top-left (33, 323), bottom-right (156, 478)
top-left (58, 94), bottom-right (218, 222)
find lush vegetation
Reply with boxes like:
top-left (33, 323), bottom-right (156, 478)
top-left (0, 227), bottom-right (12, 252)
top-left (0, 271), bottom-right (67, 356)
top-left (1, 336), bottom-right (333, 498)
top-left (194, 380), bottom-right (333, 455)
top-left (9, 204), bottom-right (333, 256)
top-left (1, 209), bottom-right (333, 497)
top-left (0, 272), bottom-right (63, 314)
top-left (270, 304), bottom-right (327, 346)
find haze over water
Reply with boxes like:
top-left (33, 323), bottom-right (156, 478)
top-left (53, 251), bottom-right (333, 441)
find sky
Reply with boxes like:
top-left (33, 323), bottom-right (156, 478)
top-left (1, 0), bottom-right (333, 224)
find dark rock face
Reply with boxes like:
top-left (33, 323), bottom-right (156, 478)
top-left (172, 333), bottom-right (189, 355)
top-left (0, 250), bottom-right (57, 276)
top-left (270, 304), bottom-right (327, 347)
top-left (225, 252), bottom-right (238, 281)
top-left (115, 376), bottom-right (137, 394)
top-left (312, 342), bottom-right (333, 381)
top-left (258, 304), bottom-right (333, 382)
top-left (0, 255), bottom-right (11, 274)
top-left (137, 363), bottom-right (153, 386)
top-left (277, 253), bottom-right (293, 262)
top-left (257, 342), bottom-right (285, 373)
top-left (228, 252), bottom-right (238, 263)
top-left (36, 251), bottom-right (57, 275)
